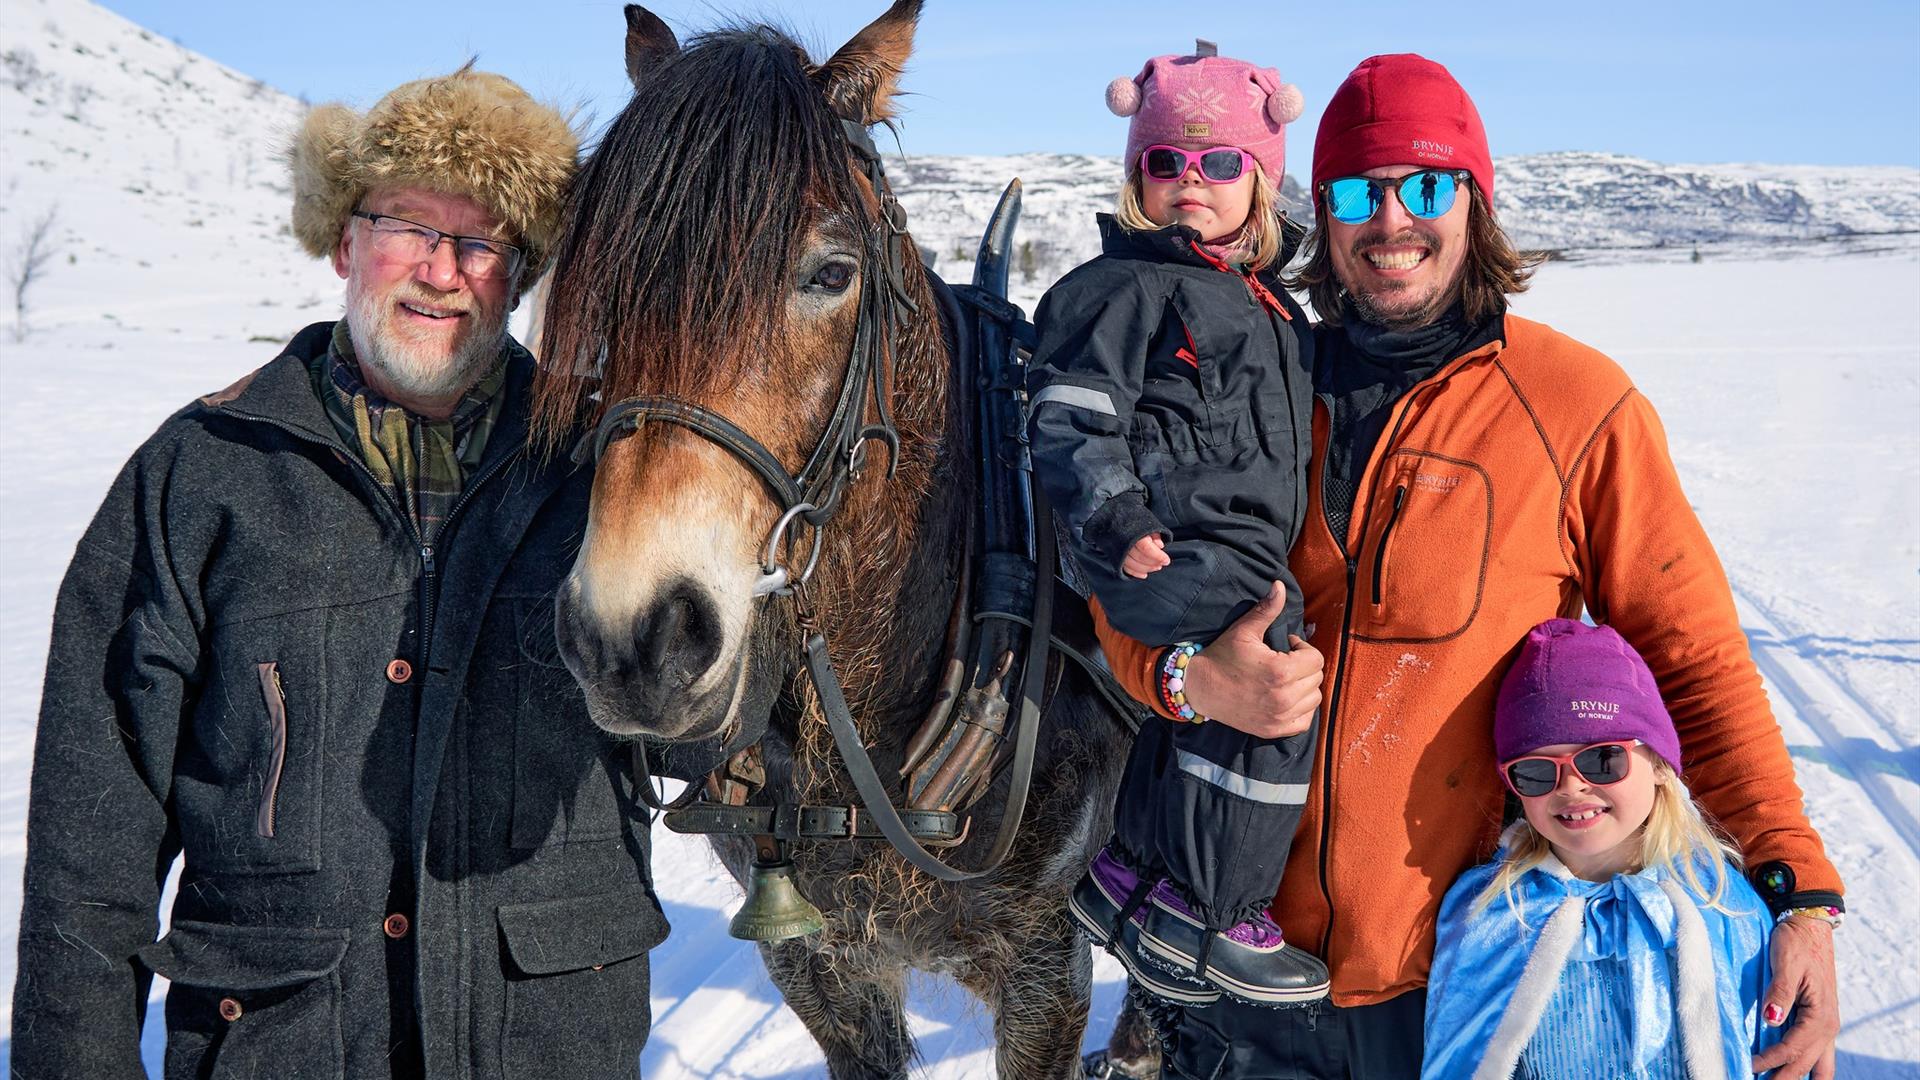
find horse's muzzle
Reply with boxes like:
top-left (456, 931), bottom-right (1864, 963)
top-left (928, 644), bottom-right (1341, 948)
top-left (554, 575), bottom-right (733, 738)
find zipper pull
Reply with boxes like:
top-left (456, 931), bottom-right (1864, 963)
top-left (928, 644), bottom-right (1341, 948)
top-left (1371, 485), bottom-right (1409, 606)
top-left (421, 544), bottom-right (436, 577)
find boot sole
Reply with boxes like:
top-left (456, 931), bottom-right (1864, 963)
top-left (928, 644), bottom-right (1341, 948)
top-left (1138, 904), bottom-right (1330, 1005)
top-left (1068, 878), bottom-right (1220, 1005)
top-left (1136, 934), bottom-right (1330, 1004)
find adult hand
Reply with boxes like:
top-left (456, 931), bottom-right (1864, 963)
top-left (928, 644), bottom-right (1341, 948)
top-left (1181, 582), bottom-right (1323, 739)
top-left (1752, 916), bottom-right (1839, 1079)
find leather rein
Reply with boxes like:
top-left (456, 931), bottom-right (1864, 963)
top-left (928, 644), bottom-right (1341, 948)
top-left (584, 119), bottom-right (1051, 883)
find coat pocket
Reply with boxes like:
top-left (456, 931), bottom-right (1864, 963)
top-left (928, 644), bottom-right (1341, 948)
top-left (509, 598), bottom-right (630, 849)
top-left (498, 890), bottom-right (669, 1078)
top-left (1353, 451), bottom-right (1493, 643)
top-left (182, 610), bottom-right (328, 874)
top-left (139, 920), bottom-right (350, 1080)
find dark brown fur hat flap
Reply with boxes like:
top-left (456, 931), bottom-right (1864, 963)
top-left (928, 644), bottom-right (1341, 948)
top-left (289, 65), bottom-right (578, 282)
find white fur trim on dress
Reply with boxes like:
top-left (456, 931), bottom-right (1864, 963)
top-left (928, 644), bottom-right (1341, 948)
top-left (1661, 876), bottom-right (1731, 1080)
top-left (1472, 894), bottom-right (1586, 1080)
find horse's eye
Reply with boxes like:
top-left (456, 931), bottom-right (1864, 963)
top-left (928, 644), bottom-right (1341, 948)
top-left (808, 260), bottom-right (855, 294)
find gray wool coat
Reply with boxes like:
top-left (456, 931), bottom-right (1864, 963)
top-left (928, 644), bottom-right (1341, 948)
top-left (12, 323), bottom-right (683, 1080)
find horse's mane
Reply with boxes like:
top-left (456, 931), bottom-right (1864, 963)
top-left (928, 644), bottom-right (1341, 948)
top-left (531, 24), bottom-right (876, 442)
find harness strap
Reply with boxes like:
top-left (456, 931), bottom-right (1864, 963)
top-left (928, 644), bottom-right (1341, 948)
top-left (808, 482), bottom-right (1057, 883)
top-left (662, 801), bottom-right (962, 844)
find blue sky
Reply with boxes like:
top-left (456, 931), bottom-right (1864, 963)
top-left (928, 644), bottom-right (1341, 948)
top-left (100, 0), bottom-right (1920, 174)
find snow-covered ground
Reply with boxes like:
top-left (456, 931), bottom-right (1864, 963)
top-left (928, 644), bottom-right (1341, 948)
top-left (3, 0), bottom-right (1918, 1076)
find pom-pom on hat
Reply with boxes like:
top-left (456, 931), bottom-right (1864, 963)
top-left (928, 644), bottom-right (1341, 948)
top-left (288, 63), bottom-right (579, 292)
top-left (1107, 39), bottom-right (1304, 185)
top-left (1312, 53), bottom-right (1494, 207)
top-left (1494, 619), bottom-right (1683, 776)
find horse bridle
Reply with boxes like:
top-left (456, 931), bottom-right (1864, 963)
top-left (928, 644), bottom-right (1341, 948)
top-left (584, 119), bottom-right (915, 600)
top-left (583, 119), bottom-right (1051, 884)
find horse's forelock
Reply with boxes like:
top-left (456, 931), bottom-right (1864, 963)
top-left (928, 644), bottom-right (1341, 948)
top-left (533, 24), bottom-right (875, 444)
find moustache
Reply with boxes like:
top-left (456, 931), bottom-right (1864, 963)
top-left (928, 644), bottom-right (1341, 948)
top-left (391, 285), bottom-right (474, 318)
top-left (1349, 228), bottom-right (1438, 259)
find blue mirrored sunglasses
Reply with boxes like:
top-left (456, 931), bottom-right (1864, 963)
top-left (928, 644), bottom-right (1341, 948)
top-left (1320, 170), bottom-right (1472, 226)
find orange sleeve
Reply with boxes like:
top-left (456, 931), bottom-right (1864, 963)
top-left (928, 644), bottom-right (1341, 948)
top-left (1088, 595), bottom-right (1178, 720)
top-left (1566, 390), bottom-right (1842, 898)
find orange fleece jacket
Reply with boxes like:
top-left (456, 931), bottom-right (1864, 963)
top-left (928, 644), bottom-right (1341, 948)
top-left (1093, 313), bottom-right (1841, 1007)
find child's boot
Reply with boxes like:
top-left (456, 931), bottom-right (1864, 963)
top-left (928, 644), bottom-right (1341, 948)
top-left (1068, 848), bottom-right (1221, 1005)
top-left (1138, 880), bottom-right (1330, 1005)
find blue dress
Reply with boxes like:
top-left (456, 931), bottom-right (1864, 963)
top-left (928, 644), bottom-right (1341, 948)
top-left (1422, 826), bottom-right (1777, 1080)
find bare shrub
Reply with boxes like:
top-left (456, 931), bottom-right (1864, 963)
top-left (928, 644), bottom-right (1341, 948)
top-left (9, 206), bottom-right (61, 341)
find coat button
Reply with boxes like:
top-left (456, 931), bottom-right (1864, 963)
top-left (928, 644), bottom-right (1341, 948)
top-left (386, 659), bottom-right (413, 684)
top-left (218, 997), bottom-right (244, 1021)
top-left (383, 913), bottom-right (410, 938)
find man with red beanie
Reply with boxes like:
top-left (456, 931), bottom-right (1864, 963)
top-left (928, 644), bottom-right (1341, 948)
top-left (1089, 53), bottom-right (1842, 1079)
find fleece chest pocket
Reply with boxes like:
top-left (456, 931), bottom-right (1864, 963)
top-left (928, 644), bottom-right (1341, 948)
top-left (509, 597), bottom-right (629, 849)
top-left (180, 610), bottom-right (329, 875)
top-left (1352, 452), bottom-right (1493, 644)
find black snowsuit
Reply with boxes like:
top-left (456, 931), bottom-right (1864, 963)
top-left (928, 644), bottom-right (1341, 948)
top-left (1029, 216), bottom-right (1316, 929)
top-left (11, 324), bottom-right (701, 1080)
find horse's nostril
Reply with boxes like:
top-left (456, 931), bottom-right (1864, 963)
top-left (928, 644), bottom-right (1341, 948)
top-left (634, 580), bottom-right (722, 688)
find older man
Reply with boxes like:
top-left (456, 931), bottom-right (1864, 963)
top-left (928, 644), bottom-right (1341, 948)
top-left (1093, 54), bottom-right (1843, 1079)
top-left (12, 69), bottom-right (673, 1080)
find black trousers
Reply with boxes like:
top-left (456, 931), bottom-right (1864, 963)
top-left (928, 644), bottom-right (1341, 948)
top-left (1155, 988), bottom-right (1427, 1079)
top-left (1098, 532), bottom-right (1316, 930)
top-left (1110, 700), bottom-right (1317, 929)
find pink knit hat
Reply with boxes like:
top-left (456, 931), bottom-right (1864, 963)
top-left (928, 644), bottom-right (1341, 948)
top-left (1107, 40), bottom-right (1305, 184)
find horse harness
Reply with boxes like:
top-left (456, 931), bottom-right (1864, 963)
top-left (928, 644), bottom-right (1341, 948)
top-left (586, 118), bottom-right (1119, 883)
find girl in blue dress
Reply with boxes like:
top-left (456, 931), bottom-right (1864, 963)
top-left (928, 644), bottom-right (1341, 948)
top-left (1423, 619), bottom-right (1788, 1079)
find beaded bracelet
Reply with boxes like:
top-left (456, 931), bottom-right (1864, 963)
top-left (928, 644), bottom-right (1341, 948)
top-left (1776, 905), bottom-right (1844, 930)
top-left (1158, 643), bottom-right (1208, 723)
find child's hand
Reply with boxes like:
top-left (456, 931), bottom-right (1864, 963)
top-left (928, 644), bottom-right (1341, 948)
top-left (1122, 534), bottom-right (1171, 579)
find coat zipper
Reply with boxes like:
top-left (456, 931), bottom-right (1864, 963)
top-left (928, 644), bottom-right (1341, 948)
top-left (256, 662), bottom-right (288, 838)
top-left (1312, 394), bottom-right (1417, 956)
top-left (1370, 485), bottom-right (1409, 606)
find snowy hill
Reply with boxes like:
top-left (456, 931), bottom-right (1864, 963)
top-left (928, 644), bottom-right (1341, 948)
top-left (3, 1), bottom-right (1918, 1077)
top-left (897, 151), bottom-right (1920, 310)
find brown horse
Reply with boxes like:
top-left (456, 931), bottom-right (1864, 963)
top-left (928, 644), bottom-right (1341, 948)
top-left (533, 3), bottom-right (1147, 1077)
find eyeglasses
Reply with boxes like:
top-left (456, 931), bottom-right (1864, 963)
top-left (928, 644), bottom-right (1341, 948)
top-left (1499, 739), bottom-right (1642, 798)
top-left (350, 210), bottom-right (525, 281)
top-left (1140, 145), bottom-right (1255, 184)
top-left (1318, 170), bottom-right (1472, 226)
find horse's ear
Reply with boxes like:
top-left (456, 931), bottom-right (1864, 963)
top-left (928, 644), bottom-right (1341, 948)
top-left (813, 0), bottom-right (922, 125)
top-left (624, 5), bottom-right (679, 89)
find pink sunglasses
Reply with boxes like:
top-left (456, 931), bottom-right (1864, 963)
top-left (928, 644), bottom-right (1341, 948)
top-left (1139, 145), bottom-right (1254, 184)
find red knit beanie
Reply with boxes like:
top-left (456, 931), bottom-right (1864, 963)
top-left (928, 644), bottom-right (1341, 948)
top-left (1312, 54), bottom-right (1494, 207)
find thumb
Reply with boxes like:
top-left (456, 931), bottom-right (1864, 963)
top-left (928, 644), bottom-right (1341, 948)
top-left (1761, 967), bottom-right (1803, 1028)
top-left (1227, 581), bottom-right (1288, 641)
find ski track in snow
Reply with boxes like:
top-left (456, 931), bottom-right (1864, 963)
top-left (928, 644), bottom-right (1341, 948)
top-left (1735, 585), bottom-right (1920, 861)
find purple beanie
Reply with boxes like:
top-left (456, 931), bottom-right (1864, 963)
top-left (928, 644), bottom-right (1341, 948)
top-left (1107, 39), bottom-right (1305, 184)
top-left (1494, 619), bottom-right (1683, 774)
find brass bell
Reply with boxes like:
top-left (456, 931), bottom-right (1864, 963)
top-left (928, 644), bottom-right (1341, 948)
top-left (728, 857), bottom-right (824, 941)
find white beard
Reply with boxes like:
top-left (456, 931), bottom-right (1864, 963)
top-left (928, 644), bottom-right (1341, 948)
top-left (343, 276), bottom-right (507, 402)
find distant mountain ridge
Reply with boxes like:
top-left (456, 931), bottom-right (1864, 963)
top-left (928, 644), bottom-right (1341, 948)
top-left (6, 0), bottom-right (1915, 322)
top-left (889, 151), bottom-right (1920, 308)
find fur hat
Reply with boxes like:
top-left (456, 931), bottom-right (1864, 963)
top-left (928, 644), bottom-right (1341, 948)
top-left (288, 64), bottom-right (578, 285)
top-left (1106, 39), bottom-right (1305, 185)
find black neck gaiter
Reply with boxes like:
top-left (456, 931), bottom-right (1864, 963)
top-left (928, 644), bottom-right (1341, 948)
top-left (1318, 304), bottom-right (1499, 546)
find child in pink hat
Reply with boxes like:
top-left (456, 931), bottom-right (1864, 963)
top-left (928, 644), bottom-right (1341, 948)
top-left (1028, 40), bottom-right (1325, 1008)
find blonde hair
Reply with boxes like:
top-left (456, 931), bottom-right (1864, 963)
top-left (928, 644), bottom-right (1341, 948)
top-left (1474, 760), bottom-right (1746, 925)
top-left (1115, 162), bottom-right (1286, 272)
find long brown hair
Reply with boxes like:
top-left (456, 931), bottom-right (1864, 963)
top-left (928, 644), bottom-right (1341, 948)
top-left (1284, 184), bottom-right (1541, 327)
